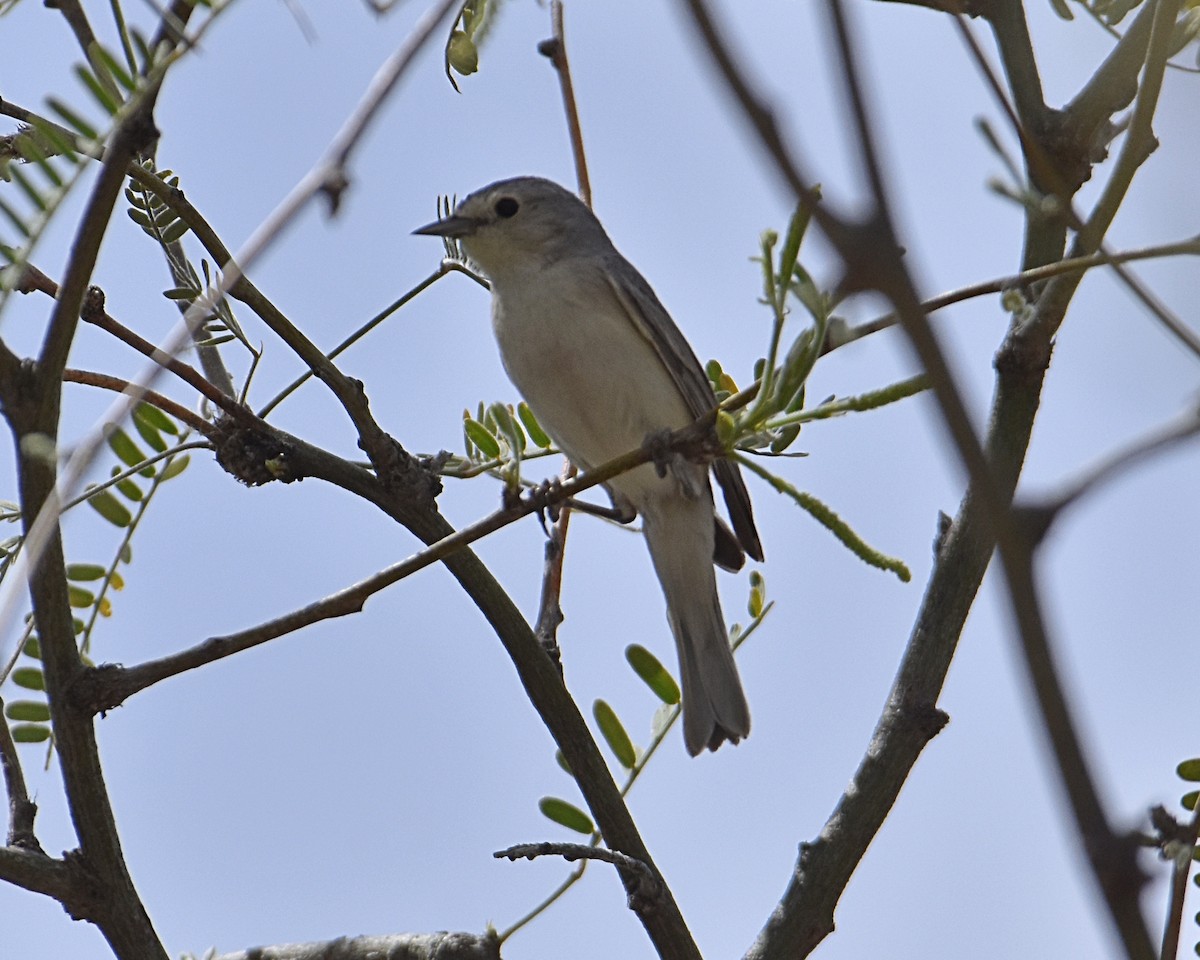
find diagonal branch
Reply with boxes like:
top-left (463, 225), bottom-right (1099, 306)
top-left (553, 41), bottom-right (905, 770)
top-left (681, 1), bottom-right (1159, 957)
top-left (75, 416), bottom-right (722, 711)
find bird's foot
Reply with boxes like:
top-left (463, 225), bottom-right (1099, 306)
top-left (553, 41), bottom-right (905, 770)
top-left (644, 428), bottom-right (704, 500)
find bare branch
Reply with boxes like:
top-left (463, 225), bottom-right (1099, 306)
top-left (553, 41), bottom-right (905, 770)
top-left (213, 932), bottom-right (500, 960)
top-left (75, 414), bottom-right (724, 711)
top-left (1018, 400), bottom-right (1200, 542)
top-left (0, 697), bottom-right (40, 851)
top-left (537, 1), bottom-right (592, 206)
top-left (496, 841), bottom-right (659, 901)
top-left (62, 369), bottom-right (212, 436)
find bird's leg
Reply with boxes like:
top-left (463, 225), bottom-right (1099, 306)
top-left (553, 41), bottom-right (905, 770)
top-left (509, 477), bottom-right (563, 537)
top-left (562, 495), bottom-right (636, 524)
top-left (644, 428), bottom-right (704, 500)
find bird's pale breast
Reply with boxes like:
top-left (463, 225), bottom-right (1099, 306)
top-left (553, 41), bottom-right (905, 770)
top-left (490, 259), bottom-right (694, 506)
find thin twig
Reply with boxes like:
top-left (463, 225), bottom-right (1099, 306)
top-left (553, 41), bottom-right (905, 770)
top-left (538, 1), bottom-right (591, 207)
top-left (0, 1), bottom-right (461, 664)
top-left (60, 439), bottom-right (211, 513)
top-left (15, 262), bottom-right (251, 424)
top-left (944, 6), bottom-right (1200, 356)
top-left (257, 265), bottom-right (453, 418)
top-left (62, 369), bottom-right (213, 435)
top-left (0, 696), bottom-right (40, 851)
top-left (1022, 400), bottom-right (1200, 538)
top-left (495, 841), bottom-right (656, 885)
top-left (530, 2), bottom-right (590, 656)
top-left (1160, 801), bottom-right (1200, 959)
top-left (832, 236), bottom-right (1200, 351)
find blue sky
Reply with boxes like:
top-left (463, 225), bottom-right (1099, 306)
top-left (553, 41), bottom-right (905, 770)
top-left (2, 2), bottom-right (1198, 959)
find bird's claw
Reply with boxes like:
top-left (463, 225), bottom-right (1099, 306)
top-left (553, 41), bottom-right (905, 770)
top-left (512, 478), bottom-right (564, 537)
top-left (644, 428), bottom-right (704, 500)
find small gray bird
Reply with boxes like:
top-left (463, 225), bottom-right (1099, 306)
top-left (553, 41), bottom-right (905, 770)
top-left (415, 176), bottom-right (763, 755)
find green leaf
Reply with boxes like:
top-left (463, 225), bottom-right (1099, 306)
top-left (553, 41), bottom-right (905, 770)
top-left (159, 218), bottom-right (189, 244)
top-left (31, 117), bottom-right (78, 164)
top-left (12, 667), bottom-right (45, 691)
top-left (66, 563), bottom-right (106, 581)
top-left (68, 585), bottom-right (95, 608)
top-left (593, 699), bottom-right (636, 769)
top-left (769, 423), bottom-right (801, 454)
top-left (132, 412), bottom-right (167, 452)
top-left (517, 401), bottom-right (551, 448)
top-left (135, 403), bottom-right (179, 436)
top-left (9, 164), bottom-right (48, 212)
top-left (1182, 790), bottom-right (1198, 811)
top-left (625, 644), bottom-right (680, 705)
top-left (737, 456), bottom-right (911, 582)
top-left (0, 196), bottom-right (31, 238)
top-left (538, 796), bottom-right (594, 835)
top-left (554, 749), bottom-right (573, 777)
top-left (464, 417), bottom-right (500, 458)
top-left (705, 358), bottom-right (724, 388)
top-left (94, 44), bottom-right (137, 93)
top-left (162, 287), bottom-right (197, 301)
top-left (1047, 0), bottom-right (1074, 20)
top-left (127, 207), bottom-right (154, 229)
top-left (447, 31), bottom-right (479, 75)
top-left (489, 402), bottom-right (525, 454)
top-left (86, 489), bottom-right (132, 527)
top-left (1178, 759), bottom-right (1200, 782)
top-left (23, 635), bottom-right (41, 658)
top-left (107, 426), bottom-right (146, 469)
top-left (114, 477), bottom-right (143, 502)
top-left (748, 569), bottom-right (765, 618)
top-left (11, 724), bottom-right (51, 743)
top-left (159, 454), bottom-right (190, 480)
top-left (46, 97), bottom-right (99, 140)
top-left (775, 201), bottom-right (811, 303)
top-left (74, 62), bottom-right (121, 115)
top-left (5, 701), bottom-right (50, 722)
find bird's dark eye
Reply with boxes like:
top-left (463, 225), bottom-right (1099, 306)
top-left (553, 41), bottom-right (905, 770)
top-left (495, 197), bottom-right (519, 218)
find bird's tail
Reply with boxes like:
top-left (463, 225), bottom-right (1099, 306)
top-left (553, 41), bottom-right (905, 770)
top-left (642, 494), bottom-right (751, 755)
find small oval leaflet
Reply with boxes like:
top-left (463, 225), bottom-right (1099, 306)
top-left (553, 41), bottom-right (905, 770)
top-left (538, 797), bottom-right (593, 835)
top-left (593, 699), bottom-right (636, 770)
top-left (4, 701), bottom-right (51, 723)
top-left (12, 724), bottom-right (51, 743)
top-left (86, 490), bottom-right (132, 528)
top-left (625, 644), bottom-right (680, 705)
top-left (12, 667), bottom-right (45, 691)
top-left (464, 417), bottom-right (500, 459)
top-left (66, 563), bottom-right (106, 581)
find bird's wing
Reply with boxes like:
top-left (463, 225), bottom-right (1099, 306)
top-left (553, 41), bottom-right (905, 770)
top-left (603, 256), bottom-right (764, 562)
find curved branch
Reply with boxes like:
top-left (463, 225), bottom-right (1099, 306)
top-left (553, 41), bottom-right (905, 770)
top-left (62, 368), bottom-right (212, 435)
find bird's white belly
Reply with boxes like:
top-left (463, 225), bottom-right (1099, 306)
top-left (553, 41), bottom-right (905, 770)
top-left (491, 264), bottom-right (694, 507)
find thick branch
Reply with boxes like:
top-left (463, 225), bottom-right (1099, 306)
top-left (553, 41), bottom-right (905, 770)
top-left (682, 1), bottom-right (1157, 957)
top-left (0, 845), bottom-right (95, 912)
top-left (1, 95), bottom-right (170, 960)
top-left (213, 932), bottom-right (499, 960)
top-left (74, 415), bottom-right (718, 960)
top-left (76, 417), bottom-right (717, 708)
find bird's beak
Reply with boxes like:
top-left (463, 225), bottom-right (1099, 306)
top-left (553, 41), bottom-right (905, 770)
top-left (412, 214), bottom-right (479, 239)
